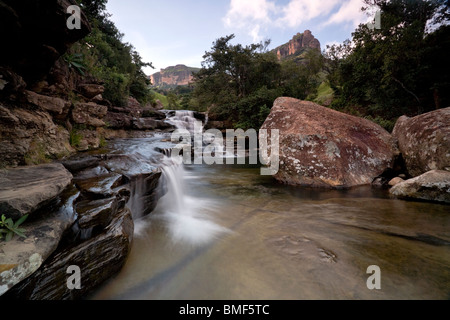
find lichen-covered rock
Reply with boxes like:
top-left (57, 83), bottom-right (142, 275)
top-left (392, 107), bottom-right (450, 177)
top-left (0, 163), bottom-right (73, 220)
top-left (390, 170), bottom-right (450, 203)
top-left (261, 98), bottom-right (397, 188)
top-left (24, 90), bottom-right (69, 115)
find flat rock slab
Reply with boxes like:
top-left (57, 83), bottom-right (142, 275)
top-left (0, 163), bottom-right (73, 220)
top-left (390, 170), bottom-right (450, 203)
top-left (0, 187), bottom-right (79, 296)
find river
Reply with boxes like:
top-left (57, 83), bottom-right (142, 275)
top-left (89, 133), bottom-right (450, 300)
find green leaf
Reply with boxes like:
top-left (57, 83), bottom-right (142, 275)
top-left (14, 215), bottom-right (28, 228)
top-left (5, 218), bottom-right (13, 229)
top-left (13, 230), bottom-right (26, 238)
top-left (71, 61), bottom-right (85, 69)
top-left (5, 231), bottom-right (13, 242)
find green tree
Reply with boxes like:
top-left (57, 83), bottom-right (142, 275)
top-left (328, 0), bottom-right (450, 123)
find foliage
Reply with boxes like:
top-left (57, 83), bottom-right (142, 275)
top-left (191, 34), bottom-right (325, 129)
top-left (69, 0), bottom-right (154, 107)
top-left (0, 214), bottom-right (28, 242)
top-left (63, 53), bottom-right (86, 75)
top-left (325, 0), bottom-right (450, 123)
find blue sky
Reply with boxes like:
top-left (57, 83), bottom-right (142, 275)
top-left (106, 0), bottom-right (374, 74)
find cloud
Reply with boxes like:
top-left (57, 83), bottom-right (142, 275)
top-left (223, 0), bottom-right (368, 41)
top-left (325, 0), bottom-right (368, 27)
top-left (223, 0), bottom-right (278, 42)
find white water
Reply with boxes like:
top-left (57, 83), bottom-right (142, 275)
top-left (134, 111), bottom-right (230, 245)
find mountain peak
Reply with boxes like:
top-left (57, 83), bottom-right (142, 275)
top-left (274, 30), bottom-right (321, 60)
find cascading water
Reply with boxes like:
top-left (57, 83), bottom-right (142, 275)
top-left (134, 110), bottom-right (229, 245)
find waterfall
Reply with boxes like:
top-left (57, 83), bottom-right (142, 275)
top-left (166, 110), bottom-right (198, 132)
top-left (133, 110), bottom-right (229, 245)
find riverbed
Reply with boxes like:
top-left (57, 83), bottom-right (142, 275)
top-left (89, 139), bottom-right (450, 300)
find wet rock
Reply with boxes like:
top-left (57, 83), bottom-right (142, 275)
top-left (390, 170), bottom-right (450, 203)
top-left (132, 118), bottom-right (173, 131)
top-left (0, 186), bottom-right (79, 296)
top-left (2, 207), bottom-right (134, 300)
top-left (392, 107), bottom-right (450, 177)
top-left (0, 163), bottom-right (73, 220)
top-left (389, 177), bottom-right (405, 187)
top-left (75, 197), bottom-right (118, 229)
top-left (72, 102), bottom-right (108, 128)
top-left (74, 172), bottom-right (125, 199)
top-left (141, 108), bottom-right (167, 120)
top-left (261, 98), bottom-right (397, 188)
top-left (60, 156), bottom-right (102, 173)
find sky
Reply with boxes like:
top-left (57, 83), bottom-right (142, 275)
top-left (106, 0), bottom-right (376, 75)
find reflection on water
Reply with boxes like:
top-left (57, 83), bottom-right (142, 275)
top-left (90, 159), bottom-right (450, 300)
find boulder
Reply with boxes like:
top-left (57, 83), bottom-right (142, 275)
top-left (72, 102), bottom-right (108, 128)
top-left (388, 177), bottom-right (405, 187)
top-left (0, 186), bottom-right (79, 296)
top-left (392, 107), bottom-right (450, 177)
top-left (390, 170), bottom-right (450, 203)
top-left (261, 98), bottom-right (397, 188)
top-left (0, 163), bottom-right (73, 220)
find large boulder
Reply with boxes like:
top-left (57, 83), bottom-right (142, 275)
top-left (390, 170), bottom-right (450, 203)
top-left (0, 163), bottom-right (73, 220)
top-left (392, 107), bottom-right (450, 177)
top-left (261, 98), bottom-right (397, 188)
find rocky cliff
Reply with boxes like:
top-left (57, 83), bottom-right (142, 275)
top-left (150, 64), bottom-right (200, 88)
top-left (274, 30), bottom-right (321, 60)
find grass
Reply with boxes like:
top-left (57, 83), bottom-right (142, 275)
top-left (151, 90), bottom-right (169, 108)
top-left (313, 81), bottom-right (334, 106)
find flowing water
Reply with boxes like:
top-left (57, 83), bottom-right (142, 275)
top-left (89, 113), bottom-right (450, 300)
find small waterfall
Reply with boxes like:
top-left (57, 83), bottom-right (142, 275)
top-left (166, 110), bottom-right (198, 132)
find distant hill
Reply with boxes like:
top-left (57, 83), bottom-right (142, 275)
top-left (273, 30), bottom-right (321, 61)
top-left (150, 64), bottom-right (200, 88)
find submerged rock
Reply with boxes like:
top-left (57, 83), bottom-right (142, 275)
top-left (390, 170), bottom-right (450, 203)
top-left (392, 107), bottom-right (450, 177)
top-left (261, 98), bottom-right (397, 188)
top-left (0, 163), bottom-right (73, 220)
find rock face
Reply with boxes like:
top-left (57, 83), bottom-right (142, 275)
top-left (150, 64), bottom-right (200, 88)
top-left (1, 150), bottom-right (164, 299)
top-left (0, 0), bottom-right (91, 84)
top-left (390, 170), bottom-right (450, 203)
top-left (275, 30), bottom-right (321, 60)
top-left (261, 98), bottom-right (397, 188)
top-left (0, 163), bottom-right (73, 220)
top-left (392, 107), bottom-right (450, 177)
top-left (0, 104), bottom-right (74, 167)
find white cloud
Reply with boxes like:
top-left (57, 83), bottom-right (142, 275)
top-left (223, 0), bottom-right (368, 41)
top-left (325, 0), bottom-right (368, 27)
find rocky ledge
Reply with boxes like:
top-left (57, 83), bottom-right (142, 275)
top-left (0, 152), bottom-right (164, 299)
